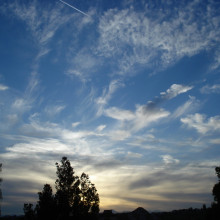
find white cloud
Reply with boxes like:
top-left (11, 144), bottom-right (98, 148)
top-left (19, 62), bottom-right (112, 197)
top-left (6, 0), bottom-right (75, 61)
top-left (96, 125), bottom-right (106, 132)
top-left (200, 84), bottom-right (220, 94)
top-left (127, 151), bottom-right (142, 158)
top-left (12, 98), bottom-right (31, 113)
top-left (105, 107), bottom-right (134, 121)
top-left (181, 113), bottom-right (220, 134)
top-left (161, 155), bottom-right (180, 165)
top-left (108, 129), bottom-right (131, 141)
top-left (172, 96), bottom-right (199, 118)
top-left (210, 138), bottom-right (220, 144)
top-left (160, 84), bottom-right (193, 99)
top-left (66, 51), bottom-right (100, 81)
top-left (45, 105), bottom-right (66, 116)
top-left (6, 114), bottom-right (19, 126)
top-left (96, 1), bottom-right (220, 74)
top-left (210, 48), bottom-right (220, 70)
top-left (72, 122), bottom-right (81, 128)
top-left (0, 84), bottom-right (8, 91)
top-left (96, 79), bottom-right (124, 116)
top-left (105, 104), bottom-right (169, 135)
top-left (131, 105), bottom-right (170, 132)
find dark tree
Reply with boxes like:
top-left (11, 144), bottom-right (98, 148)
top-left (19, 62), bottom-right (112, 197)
top-left (212, 166), bottom-right (220, 206)
top-left (24, 157), bottom-right (100, 219)
top-left (79, 173), bottom-right (99, 217)
top-left (211, 166), bottom-right (220, 219)
top-left (55, 157), bottom-right (80, 218)
top-left (0, 163), bottom-right (2, 217)
top-left (55, 157), bottom-right (100, 219)
top-left (23, 203), bottom-right (35, 220)
top-left (35, 184), bottom-right (56, 220)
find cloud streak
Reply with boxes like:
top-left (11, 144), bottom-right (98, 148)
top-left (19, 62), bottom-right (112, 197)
top-left (59, 0), bottom-right (89, 17)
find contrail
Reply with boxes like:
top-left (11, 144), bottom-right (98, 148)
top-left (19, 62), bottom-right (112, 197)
top-left (59, 0), bottom-right (89, 17)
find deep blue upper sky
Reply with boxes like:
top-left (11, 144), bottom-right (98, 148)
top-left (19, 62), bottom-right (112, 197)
top-left (0, 0), bottom-right (220, 215)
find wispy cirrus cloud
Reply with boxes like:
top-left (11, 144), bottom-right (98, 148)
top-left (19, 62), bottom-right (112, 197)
top-left (200, 84), bottom-right (220, 94)
top-left (44, 104), bottom-right (66, 116)
top-left (181, 113), bottom-right (220, 134)
top-left (96, 79), bottom-right (124, 116)
top-left (210, 48), bottom-right (220, 70)
top-left (6, 1), bottom-right (73, 53)
top-left (96, 0), bottom-right (220, 75)
top-left (172, 96), bottom-right (200, 118)
top-left (66, 51), bottom-right (101, 82)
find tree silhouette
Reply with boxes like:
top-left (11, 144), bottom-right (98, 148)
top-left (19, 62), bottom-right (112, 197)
top-left (212, 166), bottom-right (220, 206)
top-left (23, 203), bottom-right (35, 220)
top-left (55, 157), bottom-right (80, 218)
top-left (79, 173), bottom-right (99, 217)
top-left (212, 166), bottom-right (220, 219)
top-left (28, 157), bottom-right (100, 219)
top-left (55, 157), bottom-right (99, 219)
top-left (35, 184), bottom-right (56, 220)
top-left (0, 163), bottom-right (2, 217)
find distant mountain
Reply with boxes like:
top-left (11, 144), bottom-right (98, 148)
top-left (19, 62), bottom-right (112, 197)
top-left (129, 207), bottom-right (152, 220)
top-left (132, 207), bottom-right (150, 215)
top-left (99, 207), bottom-right (153, 220)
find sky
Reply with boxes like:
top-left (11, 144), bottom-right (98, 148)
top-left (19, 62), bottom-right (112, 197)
top-left (0, 0), bottom-right (220, 215)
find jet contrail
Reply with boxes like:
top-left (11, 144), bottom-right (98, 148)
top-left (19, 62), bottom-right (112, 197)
top-left (59, 0), bottom-right (89, 17)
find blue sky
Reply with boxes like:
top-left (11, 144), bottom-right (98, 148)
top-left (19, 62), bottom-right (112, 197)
top-left (0, 0), bottom-right (220, 215)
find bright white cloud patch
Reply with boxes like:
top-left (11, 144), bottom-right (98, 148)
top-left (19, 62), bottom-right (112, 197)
top-left (161, 155), bottom-right (180, 165)
top-left (181, 113), bottom-right (220, 134)
top-left (105, 107), bottom-right (135, 121)
top-left (160, 84), bottom-right (193, 99)
top-left (96, 125), bottom-right (106, 132)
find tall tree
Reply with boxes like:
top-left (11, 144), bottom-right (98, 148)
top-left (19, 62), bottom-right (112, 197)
top-left (212, 166), bottom-right (220, 206)
top-left (35, 184), bottom-right (56, 220)
top-left (55, 157), bottom-right (80, 218)
top-left (23, 203), bottom-right (34, 220)
top-left (24, 157), bottom-right (100, 219)
top-left (79, 173), bottom-right (99, 216)
top-left (55, 157), bottom-right (99, 219)
top-left (0, 164), bottom-right (2, 217)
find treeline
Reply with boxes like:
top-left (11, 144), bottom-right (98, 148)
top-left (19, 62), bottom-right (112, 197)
top-left (23, 157), bottom-right (99, 220)
top-left (152, 206), bottom-right (219, 220)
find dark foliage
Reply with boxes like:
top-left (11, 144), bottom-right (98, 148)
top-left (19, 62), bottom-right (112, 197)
top-left (35, 184), bottom-right (56, 220)
top-left (212, 166), bottom-right (220, 205)
top-left (23, 204), bottom-right (34, 220)
top-left (23, 157), bottom-right (99, 220)
top-left (0, 164), bottom-right (2, 217)
top-left (211, 166), bottom-right (220, 219)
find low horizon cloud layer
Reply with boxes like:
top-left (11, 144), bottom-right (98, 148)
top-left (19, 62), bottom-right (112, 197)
top-left (0, 0), bottom-right (220, 215)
